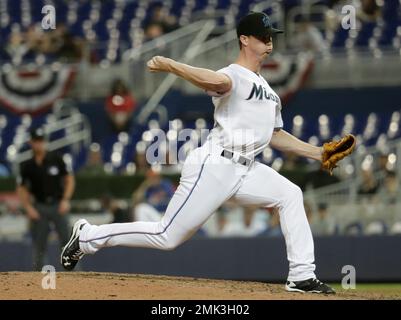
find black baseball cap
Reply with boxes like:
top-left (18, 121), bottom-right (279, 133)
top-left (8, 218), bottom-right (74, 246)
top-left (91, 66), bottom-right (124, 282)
top-left (29, 127), bottom-right (46, 140)
top-left (236, 12), bottom-right (284, 40)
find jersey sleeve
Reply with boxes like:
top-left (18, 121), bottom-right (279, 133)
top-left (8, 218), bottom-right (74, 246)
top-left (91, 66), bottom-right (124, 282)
top-left (57, 154), bottom-right (73, 176)
top-left (16, 162), bottom-right (28, 186)
top-left (274, 99), bottom-right (284, 130)
top-left (205, 66), bottom-right (237, 98)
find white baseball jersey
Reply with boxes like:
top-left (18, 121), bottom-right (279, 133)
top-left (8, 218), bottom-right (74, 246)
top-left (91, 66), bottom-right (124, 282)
top-left (77, 63), bottom-right (316, 283)
top-left (207, 63), bottom-right (283, 158)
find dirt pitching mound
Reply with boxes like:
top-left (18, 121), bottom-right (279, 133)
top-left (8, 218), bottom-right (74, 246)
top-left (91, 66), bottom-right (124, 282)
top-left (0, 272), bottom-right (399, 300)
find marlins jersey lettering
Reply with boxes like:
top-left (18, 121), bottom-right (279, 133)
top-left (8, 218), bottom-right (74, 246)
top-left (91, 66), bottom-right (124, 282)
top-left (207, 63), bottom-right (283, 158)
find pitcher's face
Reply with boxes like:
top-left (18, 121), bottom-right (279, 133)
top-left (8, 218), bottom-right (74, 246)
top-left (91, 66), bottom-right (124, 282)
top-left (249, 35), bottom-right (273, 58)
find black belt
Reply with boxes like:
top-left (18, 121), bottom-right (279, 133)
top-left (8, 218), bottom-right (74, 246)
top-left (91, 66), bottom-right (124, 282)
top-left (220, 150), bottom-right (252, 167)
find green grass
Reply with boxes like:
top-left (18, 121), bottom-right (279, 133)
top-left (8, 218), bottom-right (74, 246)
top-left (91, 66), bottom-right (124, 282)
top-left (330, 283), bottom-right (401, 298)
top-left (330, 283), bottom-right (401, 291)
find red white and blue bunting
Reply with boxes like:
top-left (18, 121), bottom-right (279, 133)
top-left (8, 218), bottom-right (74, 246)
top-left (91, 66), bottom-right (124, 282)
top-left (0, 64), bottom-right (76, 114)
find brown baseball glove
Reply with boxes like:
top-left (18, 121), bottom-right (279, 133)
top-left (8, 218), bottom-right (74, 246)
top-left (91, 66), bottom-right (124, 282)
top-left (321, 134), bottom-right (356, 175)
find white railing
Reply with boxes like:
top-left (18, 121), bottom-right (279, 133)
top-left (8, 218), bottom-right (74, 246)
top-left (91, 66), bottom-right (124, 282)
top-left (286, 4), bottom-right (329, 38)
top-left (123, 20), bottom-right (217, 62)
top-left (8, 100), bottom-right (91, 174)
top-left (136, 19), bottom-right (217, 124)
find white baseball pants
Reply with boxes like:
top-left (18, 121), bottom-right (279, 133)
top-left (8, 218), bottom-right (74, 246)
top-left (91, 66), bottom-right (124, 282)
top-left (79, 142), bottom-right (316, 281)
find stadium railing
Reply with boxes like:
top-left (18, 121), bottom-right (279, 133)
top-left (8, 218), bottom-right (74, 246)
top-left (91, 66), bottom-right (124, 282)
top-left (7, 100), bottom-right (91, 174)
top-left (304, 136), bottom-right (401, 232)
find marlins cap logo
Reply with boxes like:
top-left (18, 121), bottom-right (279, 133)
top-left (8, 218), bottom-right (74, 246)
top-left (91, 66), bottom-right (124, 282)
top-left (262, 15), bottom-right (270, 28)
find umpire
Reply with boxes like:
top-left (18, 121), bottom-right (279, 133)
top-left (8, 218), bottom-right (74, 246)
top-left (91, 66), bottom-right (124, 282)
top-left (16, 127), bottom-right (75, 271)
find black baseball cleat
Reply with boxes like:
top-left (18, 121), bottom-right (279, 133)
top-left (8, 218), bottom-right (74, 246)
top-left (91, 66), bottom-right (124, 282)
top-left (285, 278), bottom-right (336, 294)
top-left (61, 219), bottom-right (88, 271)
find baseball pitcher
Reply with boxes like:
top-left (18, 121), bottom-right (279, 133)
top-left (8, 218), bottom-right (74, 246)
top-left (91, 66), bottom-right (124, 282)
top-left (62, 12), bottom-right (355, 294)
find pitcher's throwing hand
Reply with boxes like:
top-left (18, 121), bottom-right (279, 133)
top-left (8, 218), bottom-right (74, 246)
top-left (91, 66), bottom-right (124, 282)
top-left (147, 56), bottom-right (173, 73)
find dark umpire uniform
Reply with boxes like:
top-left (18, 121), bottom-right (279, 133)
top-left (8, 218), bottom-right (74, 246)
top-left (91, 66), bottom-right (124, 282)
top-left (16, 128), bottom-right (75, 271)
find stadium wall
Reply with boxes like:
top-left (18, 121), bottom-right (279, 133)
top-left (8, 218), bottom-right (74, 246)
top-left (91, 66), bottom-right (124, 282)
top-left (1, 236), bottom-right (400, 282)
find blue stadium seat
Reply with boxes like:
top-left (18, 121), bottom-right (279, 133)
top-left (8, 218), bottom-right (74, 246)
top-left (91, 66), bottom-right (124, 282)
top-left (331, 26), bottom-right (350, 48)
top-left (217, 0), bottom-right (231, 10)
top-left (355, 22), bottom-right (376, 47)
top-left (378, 21), bottom-right (398, 46)
top-left (0, 0), bottom-right (400, 63)
top-left (193, 0), bottom-right (208, 12)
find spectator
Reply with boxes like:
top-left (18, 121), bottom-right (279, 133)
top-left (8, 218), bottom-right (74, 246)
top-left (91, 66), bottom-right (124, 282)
top-left (262, 207), bottom-right (283, 237)
top-left (358, 0), bottom-right (381, 23)
top-left (310, 203), bottom-right (337, 236)
top-left (79, 143), bottom-right (106, 175)
top-left (5, 24), bottom-right (41, 62)
top-left (292, 17), bottom-right (327, 54)
top-left (6, 23), bottom-right (84, 63)
top-left (101, 193), bottom-right (132, 223)
top-left (6, 26), bottom-right (26, 60)
top-left (378, 171), bottom-right (400, 205)
top-left (105, 79), bottom-right (137, 133)
top-left (144, 23), bottom-right (165, 42)
top-left (326, 0), bottom-right (380, 33)
top-left (16, 127), bottom-right (74, 271)
top-left (132, 169), bottom-right (175, 222)
top-left (215, 200), bottom-right (240, 236)
top-left (325, 0), bottom-right (349, 33)
top-left (390, 221), bottom-right (401, 235)
top-left (304, 201), bottom-right (313, 224)
top-left (344, 221), bottom-right (364, 236)
top-left (365, 219), bottom-right (387, 235)
top-left (281, 151), bottom-right (307, 171)
top-left (134, 149), bottom-right (150, 174)
top-left (216, 210), bottom-right (228, 234)
top-left (377, 154), bottom-right (389, 171)
top-left (358, 169), bottom-right (378, 198)
top-left (147, 3), bottom-right (179, 34)
top-left (47, 23), bottom-right (84, 61)
top-left (58, 24), bottom-right (84, 60)
top-left (217, 203), bottom-right (268, 237)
